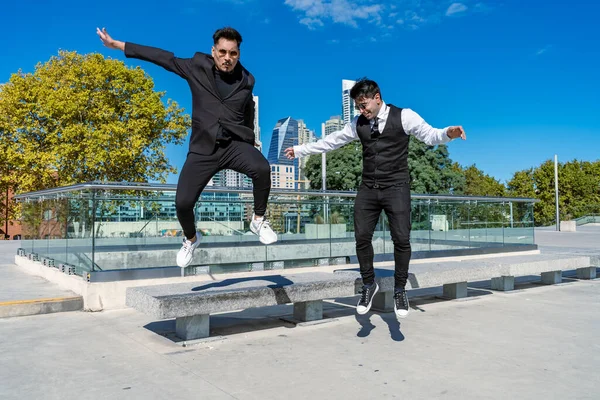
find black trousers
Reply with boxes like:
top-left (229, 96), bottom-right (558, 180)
top-left (354, 182), bottom-right (412, 289)
top-left (175, 140), bottom-right (271, 239)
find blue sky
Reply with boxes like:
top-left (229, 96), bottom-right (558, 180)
top-left (1, 0), bottom-right (598, 185)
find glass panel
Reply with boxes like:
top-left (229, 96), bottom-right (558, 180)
top-left (65, 195), bottom-right (95, 274)
top-left (504, 201), bottom-right (535, 245)
top-left (15, 183), bottom-right (538, 277)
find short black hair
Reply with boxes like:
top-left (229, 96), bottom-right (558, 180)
top-left (350, 78), bottom-right (381, 100)
top-left (213, 27), bottom-right (243, 47)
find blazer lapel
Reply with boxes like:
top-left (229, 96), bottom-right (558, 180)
top-left (222, 65), bottom-right (247, 101)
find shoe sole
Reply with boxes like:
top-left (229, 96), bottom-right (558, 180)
top-left (394, 303), bottom-right (410, 320)
top-left (395, 311), bottom-right (409, 320)
top-left (250, 226), bottom-right (278, 245)
top-left (177, 258), bottom-right (193, 268)
top-left (259, 236), bottom-right (278, 245)
top-left (356, 284), bottom-right (379, 315)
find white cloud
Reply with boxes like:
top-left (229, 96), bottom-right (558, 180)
top-left (285, 0), bottom-right (383, 28)
top-left (536, 45), bottom-right (551, 56)
top-left (300, 17), bottom-right (325, 29)
top-left (446, 3), bottom-right (468, 16)
top-left (285, 0), bottom-right (488, 32)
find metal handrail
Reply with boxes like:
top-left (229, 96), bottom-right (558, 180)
top-left (13, 181), bottom-right (539, 203)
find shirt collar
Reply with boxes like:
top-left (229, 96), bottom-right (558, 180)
top-left (375, 101), bottom-right (388, 121)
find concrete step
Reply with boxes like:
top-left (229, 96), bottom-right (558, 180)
top-left (0, 296), bottom-right (83, 318)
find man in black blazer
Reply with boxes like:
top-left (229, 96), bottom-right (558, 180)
top-left (97, 27), bottom-right (277, 268)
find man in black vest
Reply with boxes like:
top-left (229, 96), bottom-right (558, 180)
top-left (285, 78), bottom-right (466, 320)
top-left (96, 27), bottom-right (277, 268)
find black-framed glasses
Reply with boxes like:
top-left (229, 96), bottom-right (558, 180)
top-left (355, 101), bottom-right (370, 110)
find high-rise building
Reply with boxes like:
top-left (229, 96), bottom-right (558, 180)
top-left (296, 119), bottom-right (316, 188)
top-left (297, 119), bottom-right (316, 145)
top-left (268, 117), bottom-right (300, 189)
top-left (322, 115), bottom-right (344, 137)
top-left (342, 79), bottom-right (358, 125)
top-left (253, 95), bottom-right (261, 151)
top-left (209, 95), bottom-right (261, 188)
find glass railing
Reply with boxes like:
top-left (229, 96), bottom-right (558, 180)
top-left (571, 204), bottom-right (600, 226)
top-left (14, 182), bottom-right (537, 278)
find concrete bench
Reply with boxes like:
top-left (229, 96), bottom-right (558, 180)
top-left (336, 254), bottom-right (594, 310)
top-left (126, 254), bottom-right (594, 341)
top-left (126, 272), bottom-right (360, 341)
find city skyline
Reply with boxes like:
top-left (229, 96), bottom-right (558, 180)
top-left (1, 0), bottom-right (598, 186)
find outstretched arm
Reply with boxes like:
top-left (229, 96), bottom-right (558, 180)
top-left (402, 108), bottom-right (466, 145)
top-left (96, 27), bottom-right (193, 79)
top-left (285, 118), bottom-right (359, 159)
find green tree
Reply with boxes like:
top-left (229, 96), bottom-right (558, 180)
top-left (304, 142), bottom-right (363, 191)
top-left (303, 138), bottom-right (464, 194)
top-left (407, 139), bottom-right (463, 194)
top-left (0, 50), bottom-right (190, 224)
top-left (460, 164), bottom-right (506, 196)
top-left (507, 159), bottom-right (600, 226)
top-left (559, 160), bottom-right (600, 219)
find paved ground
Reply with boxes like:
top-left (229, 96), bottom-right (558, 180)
top-left (0, 242), bottom-right (78, 302)
top-left (0, 227), bottom-right (598, 399)
top-left (1, 277), bottom-right (598, 399)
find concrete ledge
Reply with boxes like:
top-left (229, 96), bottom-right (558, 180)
top-left (0, 296), bottom-right (83, 318)
top-left (14, 253), bottom-right (592, 316)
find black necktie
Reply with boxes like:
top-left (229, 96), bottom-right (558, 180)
top-left (371, 118), bottom-right (380, 138)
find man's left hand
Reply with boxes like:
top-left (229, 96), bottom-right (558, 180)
top-left (447, 126), bottom-right (466, 140)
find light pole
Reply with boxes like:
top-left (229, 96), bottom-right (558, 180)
top-left (554, 154), bottom-right (560, 231)
top-left (290, 177), bottom-right (311, 234)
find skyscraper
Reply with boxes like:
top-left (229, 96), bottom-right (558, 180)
top-left (342, 79), bottom-right (358, 125)
top-left (268, 117), bottom-right (299, 189)
top-left (322, 115), bottom-right (344, 137)
top-left (253, 95), bottom-right (261, 151)
top-left (297, 119), bottom-right (316, 188)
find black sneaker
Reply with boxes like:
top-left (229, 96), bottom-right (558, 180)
top-left (394, 290), bottom-right (410, 319)
top-left (356, 282), bottom-right (379, 315)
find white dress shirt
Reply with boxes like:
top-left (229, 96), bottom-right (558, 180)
top-left (293, 102), bottom-right (452, 158)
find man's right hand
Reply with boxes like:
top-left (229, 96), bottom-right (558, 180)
top-left (96, 27), bottom-right (125, 51)
top-left (284, 147), bottom-right (295, 159)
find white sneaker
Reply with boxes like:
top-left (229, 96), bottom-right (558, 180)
top-left (250, 215), bottom-right (278, 245)
top-left (176, 233), bottom-right (201, 268)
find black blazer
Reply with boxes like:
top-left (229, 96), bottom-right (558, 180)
top-left (124, 42), bottom-right (256, 155)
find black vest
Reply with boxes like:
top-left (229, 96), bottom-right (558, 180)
top-left (356, 105), bottom-right (409, 188)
